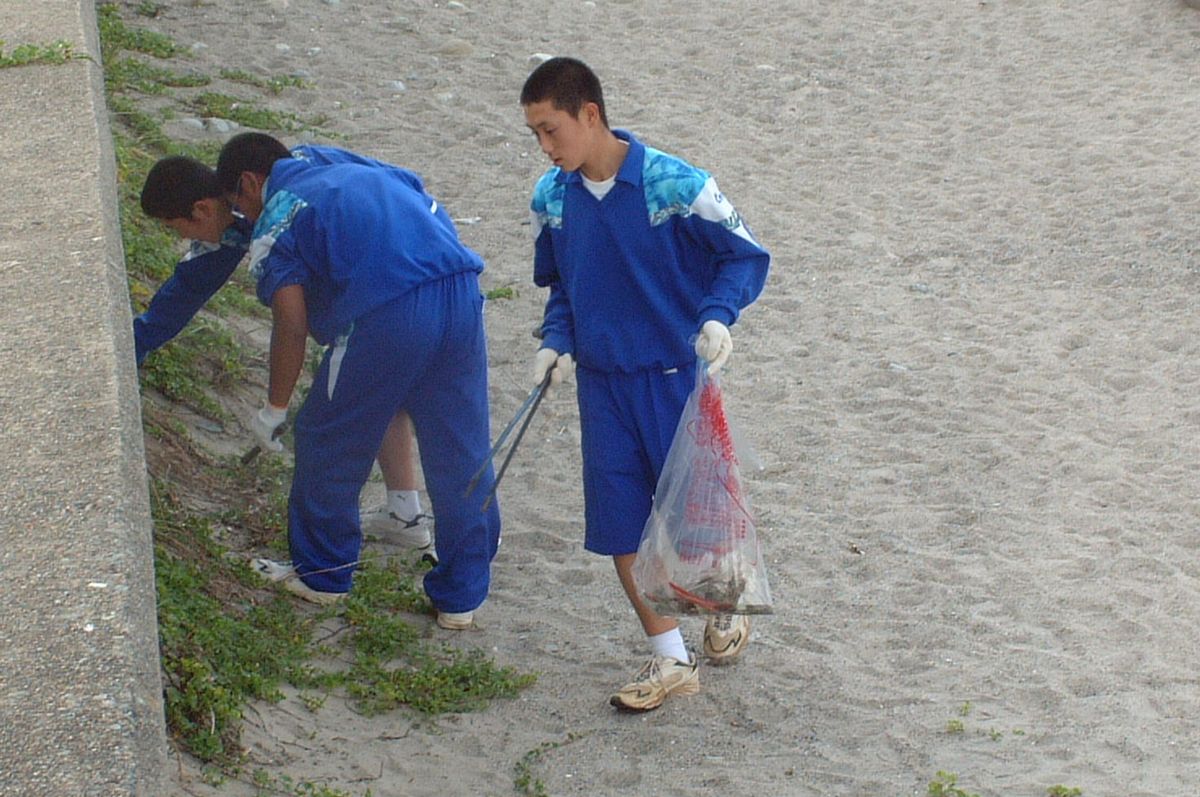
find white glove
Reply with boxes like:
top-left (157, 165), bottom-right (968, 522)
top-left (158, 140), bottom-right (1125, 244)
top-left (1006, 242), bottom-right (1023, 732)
top-left (250, 404), bottom-right (288, 452)
top-left (532, 347), bottom-right (574, 388)
top-left (694, 320), bottom-right (733, 376)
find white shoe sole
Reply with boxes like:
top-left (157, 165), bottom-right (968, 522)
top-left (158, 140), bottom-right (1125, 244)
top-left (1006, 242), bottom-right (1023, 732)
top-left (282, 577), bottom-right (346, 606)
top-left (436, 610), bottom-right (474, 630)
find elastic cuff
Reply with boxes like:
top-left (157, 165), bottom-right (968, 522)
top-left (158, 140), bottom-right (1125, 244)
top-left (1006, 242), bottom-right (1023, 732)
top-left (697, 307), bottom-right (737, 329)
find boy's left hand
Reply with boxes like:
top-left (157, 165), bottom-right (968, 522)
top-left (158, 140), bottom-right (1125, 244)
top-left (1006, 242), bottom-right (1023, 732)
top-left (250, 404), bottom-right (288, 453)
top-left (532, 347), bottom-right (574, 390)
top-left (695, 320), bottom-right (732, 376)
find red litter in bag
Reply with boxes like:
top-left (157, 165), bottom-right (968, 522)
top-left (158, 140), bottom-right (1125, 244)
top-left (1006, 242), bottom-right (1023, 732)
top-left (632, 364), bottom-right (772, 615)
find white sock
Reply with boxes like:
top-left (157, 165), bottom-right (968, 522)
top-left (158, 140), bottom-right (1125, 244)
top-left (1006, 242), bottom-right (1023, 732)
top-left (648, 627), bottom-right (689, 663)
top-left (387, 490), bottom-right (421, 521)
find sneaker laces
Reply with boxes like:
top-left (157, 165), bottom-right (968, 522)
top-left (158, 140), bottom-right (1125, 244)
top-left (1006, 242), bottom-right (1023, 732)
top-left (392, 511), bottom-right (431, 529)
top-left (712, 614), bottom-right (735, 633)
top-left (632, 656), bottom-right (665, 685)
top-left (633, 653), bottom-right (691, 685)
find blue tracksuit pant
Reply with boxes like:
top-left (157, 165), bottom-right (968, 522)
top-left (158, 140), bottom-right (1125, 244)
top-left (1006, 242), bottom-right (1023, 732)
top-left (576, 361), bottom-right (697, 556)
top-left (287, 271), bottom-right (500, 612)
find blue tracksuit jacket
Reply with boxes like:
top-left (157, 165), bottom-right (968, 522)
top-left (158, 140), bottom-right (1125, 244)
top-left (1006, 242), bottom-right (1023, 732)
top-left (249, 147), bottom-right (483, 344)
top-left (531, 129), bottom-right (769, 373)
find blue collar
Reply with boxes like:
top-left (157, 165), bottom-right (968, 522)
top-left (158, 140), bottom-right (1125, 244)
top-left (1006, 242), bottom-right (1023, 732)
top-left (558, 128), bottom-right (643, 186)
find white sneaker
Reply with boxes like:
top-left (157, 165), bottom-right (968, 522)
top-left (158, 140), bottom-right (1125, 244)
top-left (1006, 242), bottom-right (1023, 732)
top-left (252, 558), bottom-right (346, 606)
top-left (363, 510), bottom-right (433, 549)
top-left (252, 558), bottom-right (294, 582)
top-left (436, 610), bottom-right (474, 630)
top-left (609, 652), bottom-right (700, 712)
top-left (702, 614), bottom-right (751, 665)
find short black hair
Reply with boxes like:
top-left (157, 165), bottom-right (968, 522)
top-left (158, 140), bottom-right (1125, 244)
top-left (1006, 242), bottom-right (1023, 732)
top-left (140, 156), bottom-right (222, 220)
top-left (215, 132), bottom-right (291, 193)
top-left (520, 57), bottom-right (608, 127)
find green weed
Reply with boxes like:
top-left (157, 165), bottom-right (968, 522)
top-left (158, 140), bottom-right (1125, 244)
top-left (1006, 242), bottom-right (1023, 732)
top-left (0, 40), bottom-right (76, 68)
top-left (137, 315), bottom-right (251, 421)
top-left (191, 92), bottom-right (313, 132)
top-left (106, 56), bottom-right (209, 94)
top-left (152, 481), bottom-right (312, 763)
top-left (98, 3), bottom-right (177, 60)
top-left (209, 267), bottom-right (268, 317)
top-left (220, 68), bottom-right (311, 95)
top-left (513, 733), bottom-right (588, 797)
top-left (335, 556), bottom-right (536, 716)
top-left (140, 344), bottom-right (224, 419)
top-left (932, 710), bottom-right (1083, 797)
top-left (928, 771), bottom-right (980, 797)
top-left (485, 286), bottom-right (517, 301)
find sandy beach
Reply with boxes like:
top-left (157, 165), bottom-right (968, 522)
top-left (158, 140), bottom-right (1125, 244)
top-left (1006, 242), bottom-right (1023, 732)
top-left (129, 1), bottom-right (1200, 794)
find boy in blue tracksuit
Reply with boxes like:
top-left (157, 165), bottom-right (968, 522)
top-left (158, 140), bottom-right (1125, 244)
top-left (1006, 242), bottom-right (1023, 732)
top-left (136, 156), bottom-right (433, 546)
top-left (216, 133), bottom-right (499, 627)
top-left (521, 57), bottom-right (770, 710)
top-left (135, 156), bottom-right (251, 367)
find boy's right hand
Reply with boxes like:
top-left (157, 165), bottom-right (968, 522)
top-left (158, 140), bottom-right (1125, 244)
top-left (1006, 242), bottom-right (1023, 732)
top-left (250, 404), bottom-right (288, 452)
top-left (695, 320), bottom-right (733, 376)
top-left (532, 347), bottom-right (574, 389)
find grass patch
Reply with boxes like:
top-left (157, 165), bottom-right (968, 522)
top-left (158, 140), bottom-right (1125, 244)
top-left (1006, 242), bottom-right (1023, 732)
top-left (139, 317), bottom-right (249, 420)
top-left (151, 477), bottom-right (312, 763)
top-left (190, 91), bottom-right (328, 132)
top-left (219, 68), bottom-right (311, 95)
top-left (0, 40), bottom-right (76, 68)
top-left (513, 732), bottom-right (588, 797)
top-left (98, 3), bottom-right (177, 60)
top-left (485, 285), bottom-right (517, 301)
top-left (107, 56), bottom-right (210, 94)
top-left (928, 771), bottom-right (980, 797)
top-left (321, 555), bottom-right (537, 716)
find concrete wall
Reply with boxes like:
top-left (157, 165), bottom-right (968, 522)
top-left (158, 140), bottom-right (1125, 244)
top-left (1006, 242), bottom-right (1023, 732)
top-left (0, 1), bottom-right (169, 794)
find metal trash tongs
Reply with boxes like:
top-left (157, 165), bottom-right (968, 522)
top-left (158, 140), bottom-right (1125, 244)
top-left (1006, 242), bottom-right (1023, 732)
top-left (466, 368), bottom-right (554, 510)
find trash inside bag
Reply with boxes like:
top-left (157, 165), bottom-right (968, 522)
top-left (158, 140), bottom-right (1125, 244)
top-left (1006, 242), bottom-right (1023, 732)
top-left (632, 363), bottom-right (772, 615)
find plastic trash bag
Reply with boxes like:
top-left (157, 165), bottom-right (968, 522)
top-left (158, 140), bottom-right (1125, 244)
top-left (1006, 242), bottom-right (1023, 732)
top-left (632, 362), bottom-right (772, 615)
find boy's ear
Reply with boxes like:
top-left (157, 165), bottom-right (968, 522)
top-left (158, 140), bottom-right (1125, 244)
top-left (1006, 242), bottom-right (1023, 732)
top-left (189, 198), bottom-right (212, 220)
top-left (240, 171), bottom-right (265, 197)
top-left (190, 197), bottom-right (227, 220)
top-left (581, 102), bottom-right (602, 126)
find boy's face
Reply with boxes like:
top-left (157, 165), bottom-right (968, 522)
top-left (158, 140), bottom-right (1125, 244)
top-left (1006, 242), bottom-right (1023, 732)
top-left (524, 100), bottom-right (601, 173)
top-left (161, 197), bottom-right (233, 243)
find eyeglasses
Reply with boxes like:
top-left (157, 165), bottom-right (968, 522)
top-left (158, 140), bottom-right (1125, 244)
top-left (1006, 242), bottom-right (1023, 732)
top-left (226, 173), bottom-right (254, 215)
